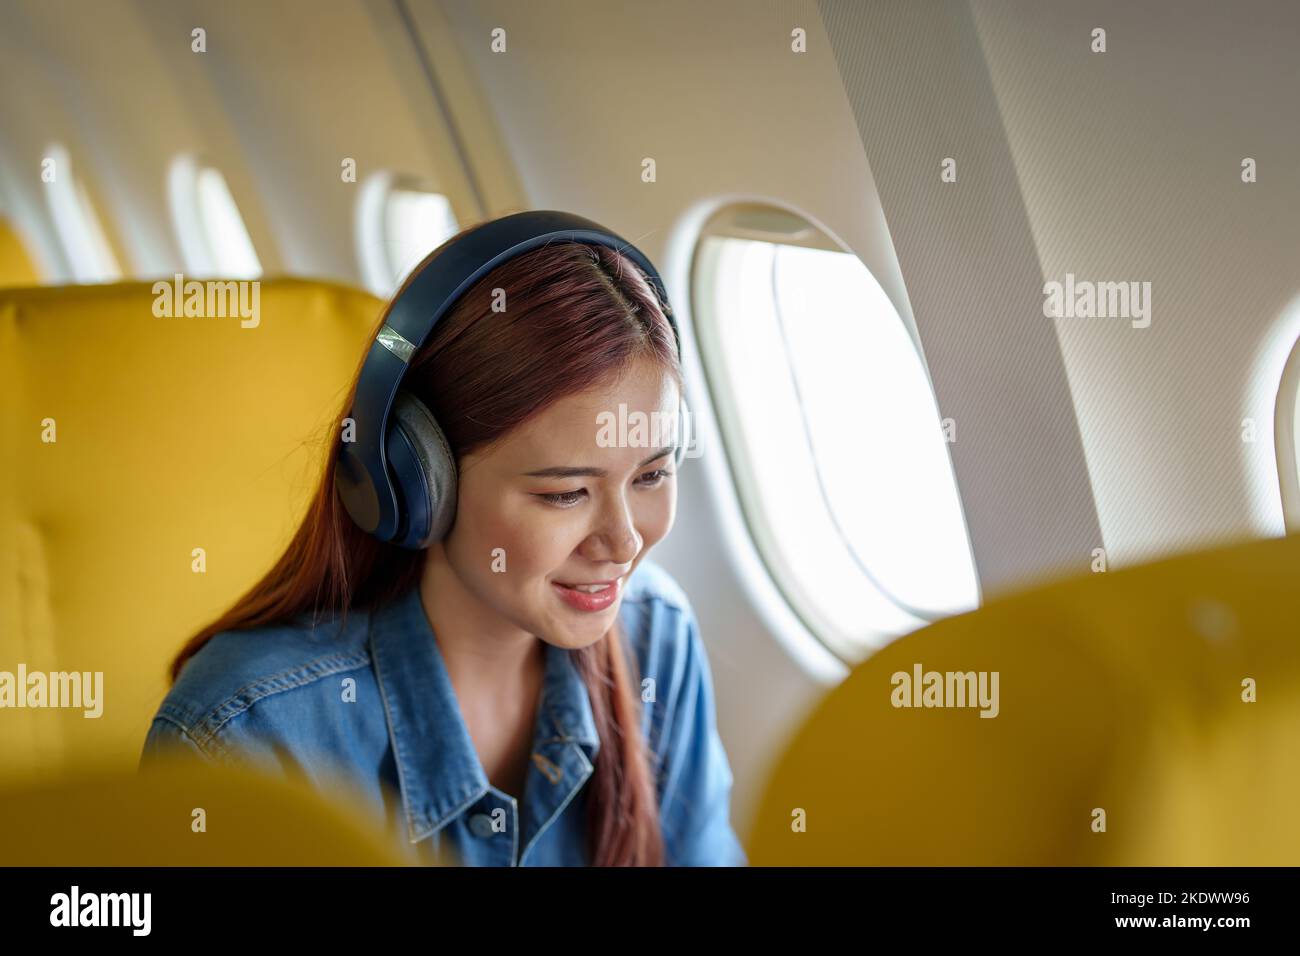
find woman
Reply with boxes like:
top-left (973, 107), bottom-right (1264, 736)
top-left (140, 215), bottom-right (746, 868)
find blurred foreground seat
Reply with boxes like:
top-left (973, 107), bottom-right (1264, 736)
top-left (748, 532), bottom-right (1300, 865)
top-left (0, 756), bottom-right (413, 865)
top-left (0, 278), bottom-right (383, 786)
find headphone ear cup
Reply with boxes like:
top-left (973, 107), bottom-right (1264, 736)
top-left (673, 396), bottom-right (692, 467)
top-left (385, 391), bottom-right (458, 548)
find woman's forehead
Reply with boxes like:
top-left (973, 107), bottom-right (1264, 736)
top-left (475, 364), bottom-right (680, 468)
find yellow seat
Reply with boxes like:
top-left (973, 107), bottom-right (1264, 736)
top-left (747, 532), bottom-right (1300, 865)
top-left (0, 216), bottom-right (41, 288)
top-left (0, 278), bottom-right (383, 786)
top-left (0, 755), bottom-right (414, 865)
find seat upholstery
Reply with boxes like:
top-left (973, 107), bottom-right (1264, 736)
top-left (0, 216), bottom-right (41, 287)
top-left (0, 756), bottom-right (414, 865)
top-left (0, 278), bottom-right (383, 785)
top-left (747, 532), bottom-right (1300, 865)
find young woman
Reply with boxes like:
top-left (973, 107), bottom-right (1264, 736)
top-left (140, 217), bottom-right (746, 867)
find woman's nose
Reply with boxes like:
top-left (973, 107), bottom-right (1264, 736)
top-left (582, 498), bottom-right (641, 565)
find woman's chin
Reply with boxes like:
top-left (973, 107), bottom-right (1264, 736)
top-left (539, 603), bottom-right (622, 649)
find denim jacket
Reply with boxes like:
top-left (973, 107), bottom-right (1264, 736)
top-left (139, 559), bottom-right (747, 867)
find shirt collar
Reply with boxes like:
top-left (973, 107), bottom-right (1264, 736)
top-left (368, 584), bottom-right (600, 844)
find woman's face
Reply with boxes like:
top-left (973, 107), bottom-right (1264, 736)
top-left (441, 358), bottom-right (680, 649)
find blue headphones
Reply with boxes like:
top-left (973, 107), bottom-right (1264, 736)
top-left (335, 209), bottom-right (691, 550)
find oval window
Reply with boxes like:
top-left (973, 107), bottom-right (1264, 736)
top-left (692, 204), bottom-right (979, 659)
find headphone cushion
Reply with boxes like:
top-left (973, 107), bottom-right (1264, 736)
top-left (387, 391), bottom-right (458, 547)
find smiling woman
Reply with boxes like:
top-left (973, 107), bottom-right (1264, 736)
top-left (426, 354), bottom-right (681, 657)
top-left (140, 214), bottom-right (746, 868)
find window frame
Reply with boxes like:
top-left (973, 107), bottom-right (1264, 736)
top-left (689, 202), bottom-right (976, 662)
top-left (1274, 333), bottom-right (1300, 532)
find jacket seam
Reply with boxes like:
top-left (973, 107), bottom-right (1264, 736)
top-left (150, 711), bottom-right (220, 760)
top-left (184, 650), bottom-right (373, 750)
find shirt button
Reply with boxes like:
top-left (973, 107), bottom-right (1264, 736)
top-left (468, 813), bottom-right (497, 838)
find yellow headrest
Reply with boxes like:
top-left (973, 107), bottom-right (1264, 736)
top-left (0, 216), bottom-right (41, 288)
top-left (0, 278), bottom-right (383, 785)
top-left (747, 532), bottom-right (1300, 865)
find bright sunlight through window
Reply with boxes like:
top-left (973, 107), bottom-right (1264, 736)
top-left (168, 156), bottom-right (261, 278)
top-left (693, 206), bottom-right (978, 661)
top-left (44, 143), bottom-right (121, 283)
top-left (356, 173), bottom-right (458, 297)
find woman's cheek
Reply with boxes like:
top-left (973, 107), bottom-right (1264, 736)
top-left (635, 490), bottom-right (675, 551)
top-left (450, 490), bottom-right (534, 579)
top-left (483, 498), bottom-right (582, 576)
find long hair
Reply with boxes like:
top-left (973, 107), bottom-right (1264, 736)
top-left (166, 220), bottom-right (680, 866)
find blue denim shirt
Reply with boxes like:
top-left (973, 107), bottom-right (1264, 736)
top-left (139, 559), bottom-right (746, 867)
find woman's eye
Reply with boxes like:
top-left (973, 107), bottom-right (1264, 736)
top-left (534, 470), bottom-right (670, 507)
top-left (636, 468), bottom-right (672, 487)
top-left (536, 489), bottom-right (587, 507)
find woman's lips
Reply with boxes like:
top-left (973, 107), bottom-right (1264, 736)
top-left (552, 577), bottom-right (621, 612)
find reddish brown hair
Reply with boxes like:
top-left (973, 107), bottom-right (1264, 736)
top-left (167, 220), bottom-right (682, 866)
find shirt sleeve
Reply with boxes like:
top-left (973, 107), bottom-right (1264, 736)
top-left (139, 713), bottom-right (220, 771)
top-left (656, 605), bottom-right (748, 867)
top-left (139, 707), bottom-right (294, 783)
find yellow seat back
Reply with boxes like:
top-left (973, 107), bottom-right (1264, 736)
top-left (0, 278), bottom-right (383, 785)
top-left (0, 216), bottom-right (41, 287)
top-left (747, 532), bottom-right (1300, 865)
top-left (0, 757), bottom-right (414, 865)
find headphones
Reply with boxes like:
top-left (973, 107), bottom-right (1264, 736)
top-left (335, 209), bottom-right (691, 550)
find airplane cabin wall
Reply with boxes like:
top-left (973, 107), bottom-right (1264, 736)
top-left (0, 0), bottom-right (519, 285)
top-left (968, 0), bottom-right (1300, 566)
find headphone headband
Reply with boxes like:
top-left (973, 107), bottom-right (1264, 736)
top-left (336, 209), bottom-right (685, 545)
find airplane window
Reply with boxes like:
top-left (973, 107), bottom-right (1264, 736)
top-left (43, 143), bottom-right (122, 283)
top-left (692, 205), bottom-right (979, 660)
top-left (355, 172), bottom-right (458, 297)
top-left (168, 156), bottom-right (262, 278)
